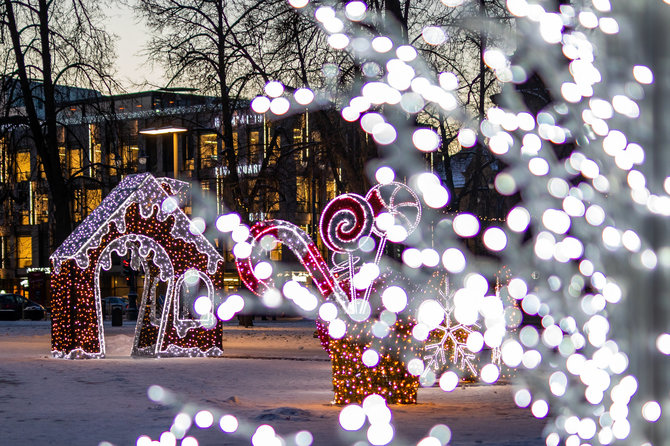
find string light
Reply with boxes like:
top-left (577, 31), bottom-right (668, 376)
top-left (52, 1), bottom-right (670, 444)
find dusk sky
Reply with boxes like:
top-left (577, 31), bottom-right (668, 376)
top-left (104, 3), bottom-right (166, 92)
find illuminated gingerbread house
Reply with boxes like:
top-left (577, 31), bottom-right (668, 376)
top-left (50, 173), bottom-right (224, 359)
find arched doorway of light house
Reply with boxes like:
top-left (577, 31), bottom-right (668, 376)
top-left (95, 235), bottom-right (173, 357)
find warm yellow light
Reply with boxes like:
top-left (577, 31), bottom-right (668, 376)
top-left (139, 127), bottom-right (188, 135)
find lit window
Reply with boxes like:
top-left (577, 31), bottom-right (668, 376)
top-left (297, 180), bottom-right (310, 213)
top-left (199, 133), bottom-right (218, 169)
top-left (34, 194), bottom-right (49, 224)
top-left (16, 152), bottom-right (30, 181)
top-left (68, 148), bottom-right (81, 177)
top-left (85, 189), bottom-right (102, 216)
top-left (17, 236), bottom-right (32, 268)
top-left (249, 131), bottom-right (261, 163)
top-left (122, 145), bottom-right (139, 168)
top-left (0, 138), bottom-right (7, 182)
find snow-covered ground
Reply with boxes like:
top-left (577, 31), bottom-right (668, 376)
top-left (0, 318), bottom-right (545, 445)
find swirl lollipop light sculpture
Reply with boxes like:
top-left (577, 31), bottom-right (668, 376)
top-left (236, 184), bottom-right (424, 404)
top-left (363, 182), bottom-right (422, 303)
top-left (319, 193), bottom-right (374, 303)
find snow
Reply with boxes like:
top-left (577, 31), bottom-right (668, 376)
top-left (0, 319), bottom-right (545, 445)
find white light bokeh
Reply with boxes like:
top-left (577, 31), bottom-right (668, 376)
top-left (264, 81), bottom-right (284, 98)
top-left (453, 213), bottom-right (480, 237)
top-left (339, 404), bottom-right (366, 431)
top-left (250, 96), bottom-right (271, 114)
top-left (294, 88), bottom-right (315, 105)
top-left (382, 286), bottom-right (408, 313)
top-left (439, 371), bottom-right (459, 392)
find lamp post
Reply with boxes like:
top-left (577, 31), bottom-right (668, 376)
top-left (139, 127), bottom-right (187, 178)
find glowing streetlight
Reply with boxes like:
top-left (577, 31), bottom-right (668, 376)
top-left (139, 126), bottom-right (187, 178)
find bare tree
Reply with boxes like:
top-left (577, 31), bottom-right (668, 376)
top-left (0, 0), bottom-right (117, 246)
top-left (134, 0), bottom-right (513, 222)
top-left (131, 0), bottom-right (299, 218)
top-left (410, 0), bottom-right (513, 216)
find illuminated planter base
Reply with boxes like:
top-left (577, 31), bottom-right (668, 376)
top-left (328, 337), bottom-right (419, 405)
top-left (322, 317), bottom-right (422, 405)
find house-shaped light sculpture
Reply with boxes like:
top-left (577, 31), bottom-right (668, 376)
top-left (50, 173), bottom-right (224, 359)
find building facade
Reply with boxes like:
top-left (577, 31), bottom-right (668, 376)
top-left (0, 88), bottom-right (347, 305)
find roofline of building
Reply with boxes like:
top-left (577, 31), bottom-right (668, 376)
top-left (59, 89), bottom-right (221, 107)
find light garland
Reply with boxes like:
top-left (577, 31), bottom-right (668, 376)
top-left (65, 0), bottom-right (670, 444)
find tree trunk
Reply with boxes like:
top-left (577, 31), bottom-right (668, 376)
top-left (4, 0), bottom-right (73, 247)
top-left (216, 1), bottom-right (247, 219)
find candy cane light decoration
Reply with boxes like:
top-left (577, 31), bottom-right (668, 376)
top-left (235, 220), bottom-right (350, 312)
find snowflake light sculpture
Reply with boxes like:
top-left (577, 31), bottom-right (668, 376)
top-left (423, 276), bottom-right (479, 378)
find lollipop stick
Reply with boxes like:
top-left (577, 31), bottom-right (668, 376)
top-left (373, 234), bottom-right (387, 265)
top-left (348, 253), bottom-right (355, 301)
top-left (363, 234), bottom-right (387, 302)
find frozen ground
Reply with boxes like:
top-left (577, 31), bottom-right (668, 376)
top-left (0, 318), bottom-right (545, 445)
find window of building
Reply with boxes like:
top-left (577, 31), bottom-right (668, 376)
top-left (327, 179), bottom-right (337, 201)
top-left (122, 145), bottom-right (139, 169)
top-left (0, 138), bottom-right (7, 182)
top-left (270, 248), bottom-right (281, 261)
top-left (68, 147), bottom-right (82, 177)
top-left (268, 191), bottom-right (280, 213)
top-left (129, 120), bottom-right (138, 139)
top-left (293, 127), bottom-right (303, 144)
top-left (0, 236), bottom-right (6, 269)
top-left (34, 194), bottom-right (49, 224)
top-left (74, 189), bottom-right (83, 222)
top-left (294, 128), bottom-right (308, 165)
top-left (109, 153), bottom-right (117, 176)
top-left (59, 146), bottom-right (66, 170)
top-left (85, 189), bottom-right (102, 217)
top-left (17, 236), bottom-right (32, 269)
top-left (297, 180), bottom-right (310, 213)
top-left (16, 151), bottom-right (30, 181)
top-left (89, 124), bottom-right (102, 176)
top-left (199, 133), bottom-right (218, 169)
top-left (249, 131), bottom-right (261, 164)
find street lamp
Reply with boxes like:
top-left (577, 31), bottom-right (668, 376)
top-left (139, 126), bottom-right (187, 178)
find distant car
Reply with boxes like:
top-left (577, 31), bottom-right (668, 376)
top-left (102, 296), bottom-right (128, 318)
top-left (0, 294), bottom-right (46, 321)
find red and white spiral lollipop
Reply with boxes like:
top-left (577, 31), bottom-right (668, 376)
top-left (319, 193), bottom-right (374, 253)
top-left (366, 182), bottom-right (422, 241)
top-left (319, 193), bottom-right (374, 300)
